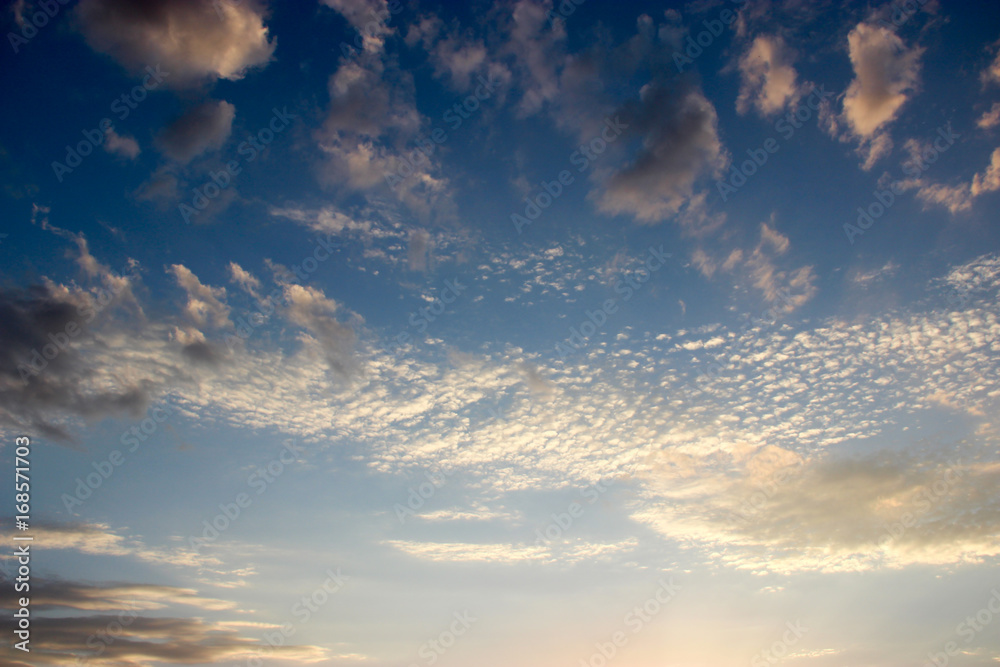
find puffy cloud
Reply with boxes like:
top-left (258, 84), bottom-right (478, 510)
top-left (317, 46), bottom-right (455, 220)
top-left (501, 0), bottom-right (567, 117)
top-left (279, 282), bottom-right (358, 379)
top-left (169, 264), bottom-right (231, 328)
top-left (103, 127), bottom-right (141, 159)
top-left (736, 35), bottom-right (800, 116)
top-left (156, 100), bottom-right (236, 164)
top-left (322, 0), bottom-right (396, 53)
top-left (976, 102), bottom-right (1000, 129)
top-left (971, 146), bottom-right (1000, 196)
top-left (0, 283), bottom-right (151, 441)
top-left (227, 262), bottom-right (261, 298)
top-left (75, 0), bottom-right (275, 87)
top-left (843, 23), bottom-right (923, 137)
top-left (981, 48), bottom-right (1000, 87)
top-left (0, 221), bottom-right (148, 441)
top-left (840, 22), bottom-right (923, 169)
top-left (596, 81), bottom-right (726, 222)
top-left (0, 520), bottom-right (210, 568)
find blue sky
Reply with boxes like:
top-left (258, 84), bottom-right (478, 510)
top-left (2, 0), bottom-right (1000, 666)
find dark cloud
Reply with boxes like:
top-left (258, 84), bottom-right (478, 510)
top-left (155, 100), bottom-right (236, 164)
top-left (0, 285), bottom-right (153, 442)
top-left (596, 79), bottom-right (725, 222)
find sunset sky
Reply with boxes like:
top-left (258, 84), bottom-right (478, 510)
top-left (1, 0), bottom-right (1000, 666)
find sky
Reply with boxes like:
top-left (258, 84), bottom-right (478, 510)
top-left (1, 0), bottom-right (1000, 665)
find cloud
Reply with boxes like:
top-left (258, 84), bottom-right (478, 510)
top-left (982, 48), bottom-right (1000, 87)
top-left (228, 262), bottom-right (261, 298)
top-left (385, 538), bottom-right (638, 565)
top-left (269, 205), bottom-right (375, 236)
top-left (316, 44), bottom-right (455, 220)
top-left (169, 264), bottom-right (231, 328)
top-left (0, 239), bottom-right (150, 443)
top-left (500, 0), bottom-right (567, 117)
top-left (103, 127), bottom-right (141, 159)
top-left (852, 260), bottom-right (899, 287)
top-left (909, 146), bottom-right (1000, 213)
top-left (75, 0), bottom-right (275, 87)
top-left (279, 282), bottom-right (359, 379)
top-left (407, 229), bottom-right (432, 272)
top-left (971, 146), bottom-right (1000, 196)
top-left (843, 23), bottom-right (923, 137)
top-left (322, 0), bottom-right (395, 53)
top-left (10, 579), bottom-right (235, 612)
top-left (156, 100), bottom-right (236, 164)
top-left (596, 81), bottom-right (725, 222)
top-left (736, 35), bottom-right (800, 116)
top-left (841, 22), bottom-right (923, 169)
top-left (977, 102), bottom-right (1000, 129)
top-left (692, 221), bottom-right (816, 310)
top-left (4, 611), bottom-right (326, 666)
top-left (0, 520), bottom-right (211, 569)
top-left (634, 443), bottom-right (1000, 574)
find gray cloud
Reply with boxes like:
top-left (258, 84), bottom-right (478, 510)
top-left (155, 100), bottom-right (236, 164)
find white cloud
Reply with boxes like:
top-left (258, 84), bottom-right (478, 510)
top-left (169, 263), bottom-right (231, 328)
top-left (76, 0), bottom-right (275, 87)
top-left (736, 35), bottom-right (800, 117)
top-left (843, 23), bottom-right (923, 137)
top-left (977, 102), bottom-right (1000, 129)
top-left (841, 22), bottom-right (923, 169)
